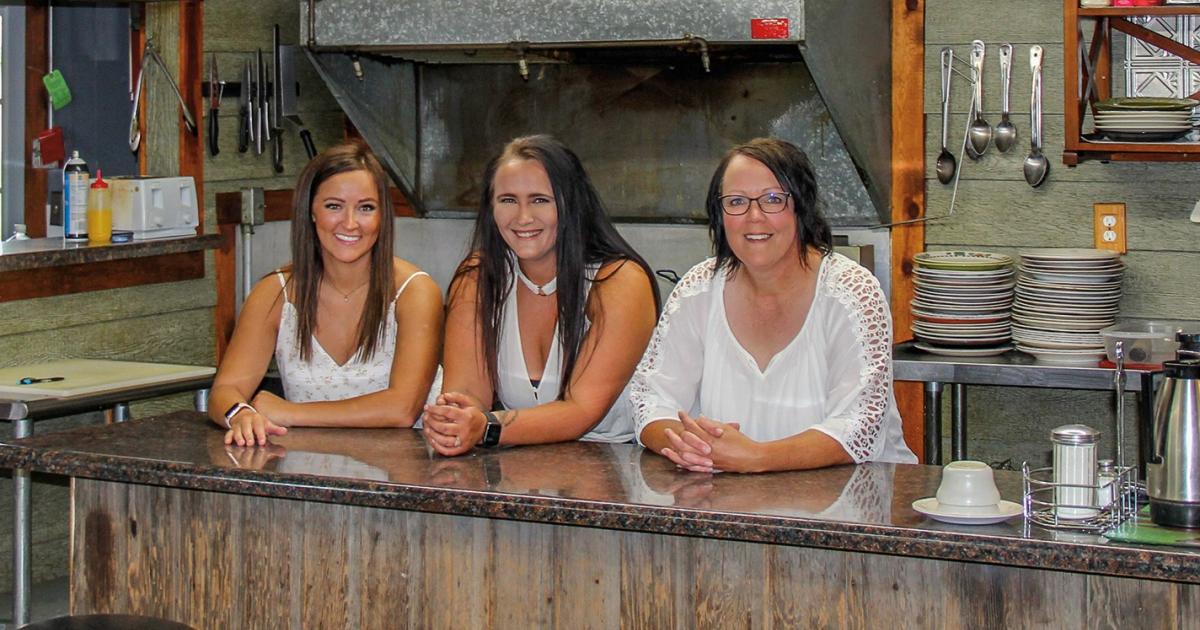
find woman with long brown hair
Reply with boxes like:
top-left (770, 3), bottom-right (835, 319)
top-left (208, 141), bottom-right (443, 446)
top-left (422, 135), bottom-right (659, 454)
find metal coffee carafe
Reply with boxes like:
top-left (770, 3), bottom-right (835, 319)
top-left (1147, 334), bottom-right (1200, 528)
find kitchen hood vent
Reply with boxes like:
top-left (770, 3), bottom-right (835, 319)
top-left (300, 0), bottom-right (891, 225)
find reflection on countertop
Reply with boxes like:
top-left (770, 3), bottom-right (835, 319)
top-left (1, 410), bottom-right (1198, 583)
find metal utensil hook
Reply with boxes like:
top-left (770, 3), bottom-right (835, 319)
top-left (128, 35), bottom-right (199, 153)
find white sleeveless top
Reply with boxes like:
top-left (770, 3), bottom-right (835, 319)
top-left (274, 270), bottom-right (434, 403)
top-left (494, 263), bottom-right (635, 443)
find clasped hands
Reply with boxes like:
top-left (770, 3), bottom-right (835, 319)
top-left (225, 390), bottom-right (290, 447)
top-left (422, 391), bottom-right (486, 456)
top-left (661, 410), bottom-right (765, 474)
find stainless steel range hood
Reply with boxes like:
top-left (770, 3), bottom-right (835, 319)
top-left (300, 0), bottom-right (891, 225)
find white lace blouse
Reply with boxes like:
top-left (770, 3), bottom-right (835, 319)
top-left (630, 253), bottom-right (916, 464)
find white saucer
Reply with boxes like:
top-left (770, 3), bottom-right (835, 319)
top-left (911, 498), bottom-right (1023, 525)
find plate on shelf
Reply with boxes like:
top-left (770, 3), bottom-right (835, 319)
top-left (1093, 97), bottom-right (1199, 111)
top-left (1103, 129), bottom-right (1194, 142)
top-left (913, 342), bottom-right (1014, 357)
top-left (913, 251), bottom-right (1013, 271)
top-left (911, 498), bottom-right (1023, 525)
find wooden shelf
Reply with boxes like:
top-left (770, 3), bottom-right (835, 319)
top-left (1063, 0), bottom-right (1200, 164)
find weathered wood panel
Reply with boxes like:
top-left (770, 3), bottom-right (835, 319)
top-left (72, 479), bottom-right (1200, 629)
top-left (0, 308), bottom-right (213, 368)
top-left (0, 279), bottom-right (212, 337)
top-left (144, 4), bottom-right (182, 179)
top-left (925, 0), bottom-right (1065, 45)
top-left (619, 529), bottom-right (694, 629)
top-left (204, 0), bottom-right (300, 52)
top-left (926, 179), bottom-right (1200, 252)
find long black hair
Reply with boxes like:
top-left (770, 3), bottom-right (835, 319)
top-left (451, 135), bottom-right (661, 400)
top-left (705, 138), bottom-right (833, 272)
top-left (287, 140), bottom-right (395, 362)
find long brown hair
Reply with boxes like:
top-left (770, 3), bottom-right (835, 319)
top-left (451, 135), bottom-right (660, 399)
top-left (287, 140), bottom-right (395, 362)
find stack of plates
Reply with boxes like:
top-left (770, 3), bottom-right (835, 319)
top-left (1093, 97), bottom-right (1198, 142)
top-left (911, 251), bottom-right (1015, 357)
top-left (1013, 248), bottom-right (1124, 365)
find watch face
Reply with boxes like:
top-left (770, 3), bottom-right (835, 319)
top-left (483, 420), bottom-right (502, 447)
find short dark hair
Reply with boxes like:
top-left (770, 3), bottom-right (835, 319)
top-left (705, 138), bottom-right (833, 272)
top-left (288, 140), bottom-right (395, 362)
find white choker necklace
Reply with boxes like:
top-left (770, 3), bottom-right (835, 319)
top-left (515, 265), bottom-right (557, 296)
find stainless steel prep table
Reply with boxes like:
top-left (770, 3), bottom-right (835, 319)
top-left (0, 360), bottom-right (214, 628)
top-left (893, 342), bottom-right (1160, 466)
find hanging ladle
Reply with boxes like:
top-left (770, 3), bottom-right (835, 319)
top-left (936, 47), bottom-right (957, 185)
top-left (995, 43), bottom-right (1018, 153)
top-left (967, 40), bottom-right (991, 159)
top-left (1023, 45), bottom-right (1049, 188)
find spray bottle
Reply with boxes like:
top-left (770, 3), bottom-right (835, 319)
top-left (63, 151), bottom-right (89, 242)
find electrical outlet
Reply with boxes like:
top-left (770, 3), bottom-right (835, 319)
top-left (1093, 203), bottom-right (1126, 254)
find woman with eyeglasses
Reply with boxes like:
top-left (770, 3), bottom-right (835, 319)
top-left (421, 135), bottom-right (660, 455)
top-left (631, 138), bottom-right (916, 472)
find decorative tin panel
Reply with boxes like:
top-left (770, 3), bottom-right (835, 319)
top-left (1128, 16), bottom-right (1182, 58)
top-left (1129, 62), bottom-right (1186, 97)
top-left (1125, 17), bottom-right (1199, 98)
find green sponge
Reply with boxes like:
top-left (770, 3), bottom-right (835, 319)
top-left (42, 69), bottom-right (72, 110)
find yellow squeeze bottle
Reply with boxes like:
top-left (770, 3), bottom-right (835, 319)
top-left (87, 170), bottom-right (112, 243)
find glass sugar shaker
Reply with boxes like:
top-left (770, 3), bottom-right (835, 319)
top-left (1096, 459), bottom-right (1117, 509)
top-left (1052, 424), bottom-right (1099, 519)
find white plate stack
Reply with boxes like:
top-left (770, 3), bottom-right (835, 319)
top-left (1013, 248), bottom-right (1124, 365)
top-left (911, 251), bottom-right (1016, 357)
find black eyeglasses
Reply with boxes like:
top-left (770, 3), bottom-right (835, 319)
top-left (718, 192), bottom-right (792, 215)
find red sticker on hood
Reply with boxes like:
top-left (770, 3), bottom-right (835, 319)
top-left (751, 18), bottom-right (790, 39)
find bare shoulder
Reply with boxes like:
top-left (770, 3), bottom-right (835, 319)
top-left (391, 257), bottom-right (443, 305)
top-left (591, 258), bottom-right (656, 315)
top-left (446, 250), bottom-right (484, 304)
top-left (241, 270), bottom-right (289, 325)
top-left (594, 258), bottom-right (654, 293)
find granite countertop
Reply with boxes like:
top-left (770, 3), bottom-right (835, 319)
top-left (0, 234), bottom-right (221, 272)
top-left (1, 410), bottom-right (1197, 583)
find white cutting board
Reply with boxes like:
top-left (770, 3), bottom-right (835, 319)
top-left (0, 359), bottom-right (215, 399)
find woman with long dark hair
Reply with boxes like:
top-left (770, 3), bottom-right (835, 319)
top-left (632, 138), bottom-right (915, 472)
top-left (208, 141), bottom-right (443, 446)
top-left (422, 135), bottom-right (660, 454)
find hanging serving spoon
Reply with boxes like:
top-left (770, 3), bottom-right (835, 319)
top-left (936, 47), bottom-right (957, 185)
top-left (1023, 45), bottom-right (1049, 188)
top-left (967, 40), bottom-right (992, 159)
top-left (995, 43), bottom-right (1018, 153)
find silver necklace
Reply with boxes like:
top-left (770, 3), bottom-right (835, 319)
top-left (515, 265), bottom-right (557, 296)
top-left (328, 280), bottom-right (368, 302)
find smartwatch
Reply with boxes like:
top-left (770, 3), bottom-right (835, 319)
top-left (223, 401), bottom-right (257, 429)
top-left (479, 411), bottom-right (503, 447)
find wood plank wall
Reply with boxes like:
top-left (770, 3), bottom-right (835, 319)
top-left (0, 2), bottom-right (216, 593)
top-left (73, 479), bottom-right (1200, 629)
top-left (923, 0), bottom-right (1200, 466)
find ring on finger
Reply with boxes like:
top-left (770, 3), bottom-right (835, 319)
top-left (454, 436), bottom-right (462, 447)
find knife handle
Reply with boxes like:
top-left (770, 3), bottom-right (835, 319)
top-left (237, 110), bottom-right (249, 153)
top-left (300, 129), bottom-right (317, 159)
top-left (208, 110), bottom-right (220, 157)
